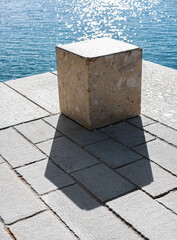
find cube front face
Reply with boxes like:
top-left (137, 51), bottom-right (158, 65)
top-left (56, 38), bottom-right (142, 130)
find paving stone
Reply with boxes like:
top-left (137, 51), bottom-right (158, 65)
top-left (0, 156), bottom-right (4, 164)
top-left (85, 139), bottom-right (142, 168)
top-left (15, 119), bottom-right (62, 144)
top-left (6, 72), bottom-right (60, 114)
top-left (101, 121), bottom-right (155, 147)
top-left (10, 211), bottom-right (76, 240)
top-left (0, 83), bottom-right (48, 129)
top-left (37, 137), bottom-right (99, 173)
top-left (107, 190), bottom-right (177, 240)
top-left (117, 159), bottom-right (177, 197)
top-left (42, 184), bottom-right (142, 240)
top-left (0, 222), bottom-right (12, 240)
top-left (144, 123), bottom-right (177, 146)
top-left (44, 114), bottom-right (108, 146)
top-left (0, 128), bottom-right (45, 168)
top-left (157, 191), bottom-right (177, 214)
top-left (127, 115), bottom-right (155, 128)
top-left (0, 163), bottom-right (46, 224)
top-left (72, 164), bottom-right (136, 202)
top-left (17, 159), bottom-right (74, 195)
top-left (133, 139), bottom-right (177, 176)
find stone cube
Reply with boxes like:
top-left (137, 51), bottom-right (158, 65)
top-left (56, 38), bottom-right (142, 130)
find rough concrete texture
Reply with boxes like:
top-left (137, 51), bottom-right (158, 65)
top-left (44, 114), bottom-right (108, 146)
top-left (101, 121), bottom-right (155, 147)
top-left (85, 138), bottom-right (142, 168)
top-left (15, 119), bottom-right (62, 144)
top-left (42, 184), bottom-right (142, 240)
top-left (142, 60), bottom-right (177, 130)
top-left (117, 159), bottom-right (177, 197)
top-left (0, 128), bottom-right (45, 168)
top-left (56, 38), bottom-right (142, 130)
top-left (37, 137), bottom-right (99, 173)
top-left (157, 191), bottom-right (177, 214)
top-left (6, 72), bottom-right (60, 114)
top-left (72, 164), bottom-right (136, 201)
top-left (0, 83), bottom-right (48, 129)
top-left (16, 159), bottom-right (74, 195)
top-left (144, 122), bottom-right (177, 147)
top-left (134, 139), bottom-right (177, 176)
top-left (10, 211), bottom-right (76, 240)
top-left (0, 156), bottom-right (4, 164)
top-left (0, 222), bottom-right (12, 240)
top-left (108, 190), bottom-right (177, 240)
top-left (0, 163), bottom-right (46, 224)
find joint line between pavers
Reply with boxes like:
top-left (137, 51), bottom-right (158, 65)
top-left (40, 183), bottom-right (77, 197)
top-left (3, 82), bottom-right (52, 114)
top-left (156, 199), bottom-right (177, 216)
top-left (154, 187), bottom-right (177, 201)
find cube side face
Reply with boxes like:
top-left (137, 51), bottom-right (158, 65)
top-left (88, 48), bottom-right (142, 129)
top-left (56, 47), bottom-right (91, 129)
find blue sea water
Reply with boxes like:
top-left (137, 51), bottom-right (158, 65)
top-left (0, 0), bottom-right (177, 82)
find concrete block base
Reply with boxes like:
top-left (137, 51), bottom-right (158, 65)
top-left (56, 38), bottom-right (142, 130)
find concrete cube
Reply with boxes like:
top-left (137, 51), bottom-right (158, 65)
top-left (56, 38), bottom-right (142, 130)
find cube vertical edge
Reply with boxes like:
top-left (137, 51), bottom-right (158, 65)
top-left (56, 38), bottom-right (142, 130)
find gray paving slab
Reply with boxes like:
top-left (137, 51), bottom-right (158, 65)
top-left (0, 128), bottom-right (45, 168)
top-left (37, 137), bottom-right (99, 173)
top-left (142, 60), bottom-right (177, 130)
top-left (72, 164), bottom-right (136, 202)
top-left (6, 72), bottom-right (60, 114)
top-left (157, 191), bottom-right (177, 214)
top-left (117, 159), bottom-right (177, 197)
top-left (15, 119), bottom-right (62, 144)
top-left (16, 159), bottom-right (74, 195)
top-left (85, 139), bottom-right (142, 168)
top-left (0, 222), bottom-right (12, 240)
top-left (44, 114), bottom-right (108, 146)
top-left (0, 156), bottom-right (4, 164)
top-left (107, 190), bottom-right (177, 240)
top-left (42, 185), bottom-right (142, 240)
top-left (0, 163), bottom-right (46, 224)
top-left (144, 122), bottom-right (177, 146)
top-left (127, 115), bottom-right (155, 128)
top-left (101, 121), bottom-right (155, 147)
top-left (133, 139), bottom-right (177, 176)
top-left (10, 211), bottom-right (76, 240)
top-left (0, 83), bottom-right (48, 129)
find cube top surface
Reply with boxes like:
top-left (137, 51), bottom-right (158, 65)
top-left (56, 37), bottom-right (140, 58)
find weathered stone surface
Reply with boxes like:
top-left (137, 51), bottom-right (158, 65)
top-left (17, 159), bottom-right (74, 195)
top-left (0, 156), bottom-right (4, 164)
top-left (56, 38), bottom-right (142, 130)
top-left (10, 211), bottom-right (76, 240)
top-left (0, 222), bottom-right (12, 240)
top-left (101, 121), bottom-right (155, 147)
top-left (42, 185), bottom-right (142, 240)
top-left (6, 72), bottom-right (60, 114)
top-left (44, 114), bottom-right (108, 146)
top-left (0, 128), bottom-right (45, 168)
top-left (85, 139), bottom-right (142, 168)
top-left (134, 139), bottom-right (177, 176)
top-left (107, 190), bottom-right (177, 240)
top-left (0, 163), bottom-right (46, 224)
top-left (117, 159), bottom-right (177, 197)
top-left (142, 60), bottom-right (177, 130)
top-left (0, 83), bottom-right (48, 129)
top-left (37, 137), bottom-right (99, 173)
top-left (127, 115), bottom-right (155, 128)
top-left (15, 119), bottom-right (62, 144)
top-left (157, 191), bottom-right (177, 214)
top-left (144, 123), bottom-right (177, 146)
top-left (72, 164), bottom-right (136, 202)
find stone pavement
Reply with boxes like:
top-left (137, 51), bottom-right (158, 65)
top-left (0, 60), bottom-right (177, 240)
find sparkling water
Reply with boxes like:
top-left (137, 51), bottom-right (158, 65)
top-left (0, 0), bottom-right (176, 82)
